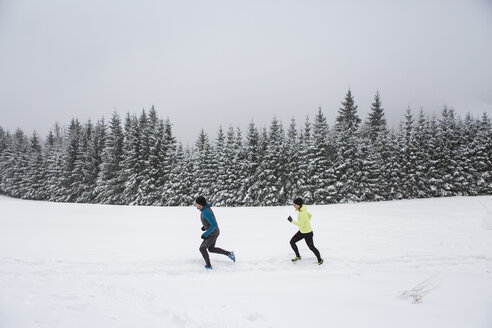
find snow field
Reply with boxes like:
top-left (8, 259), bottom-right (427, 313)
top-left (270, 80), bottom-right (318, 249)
top-left (1, 196), bottom-right (492, 327)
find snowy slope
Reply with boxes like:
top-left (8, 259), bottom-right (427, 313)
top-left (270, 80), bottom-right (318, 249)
top-left (1, 196), bottom-right (491, 328)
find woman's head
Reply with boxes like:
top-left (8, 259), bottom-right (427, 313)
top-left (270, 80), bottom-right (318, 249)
top-left (293, 197), bottom-right (303, 209)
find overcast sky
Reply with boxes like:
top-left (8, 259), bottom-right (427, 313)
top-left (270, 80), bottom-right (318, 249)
top-left (1, 0), bottom-right (491, 144)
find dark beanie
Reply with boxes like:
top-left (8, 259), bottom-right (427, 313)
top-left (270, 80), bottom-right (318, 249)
top-left (195, 196), bottom-right (207, 206)
top-left (293, 197), bottom-right (304, 206)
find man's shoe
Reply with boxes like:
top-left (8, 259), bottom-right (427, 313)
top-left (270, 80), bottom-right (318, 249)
top-left (205, 265), bottom-right (213, 270)
top-left (291, 256), bottom-right (301, 262)
top-left (228, 251), bottom-right (236, 262)
top-left (317, 259), bottom-right (324, 265)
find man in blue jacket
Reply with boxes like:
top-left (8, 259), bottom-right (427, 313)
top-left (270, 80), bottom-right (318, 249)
top-left (195, 196), bottom-right (235, 269)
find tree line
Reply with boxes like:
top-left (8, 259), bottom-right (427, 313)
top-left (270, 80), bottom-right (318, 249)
top-left (0, 90), bottom-right (490, 206)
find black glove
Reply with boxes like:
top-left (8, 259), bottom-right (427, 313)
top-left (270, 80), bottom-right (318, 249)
top-left (201, 233), bottom-right (207, 240)
top-left (287, 216), bottom-right (293, 222)
top-left (201, 226), bottom-right (206, 231)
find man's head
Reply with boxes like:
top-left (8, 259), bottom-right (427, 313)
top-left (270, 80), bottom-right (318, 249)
top-left (195, 196), bottom-right (207, 210)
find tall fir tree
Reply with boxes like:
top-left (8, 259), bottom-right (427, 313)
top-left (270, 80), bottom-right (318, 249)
top-left (43, 128), bottom-right (65, 201)
top-left (474, 113), bottom-right (492, 194)
top-left (62, 119), bottom-right (83, 202)
top-left (437, 107), bottom-right (461, 196)
top-left (140, 107), bottom-right (165, 205)
top-left (160, 118), bottom-right (178, 205)
top-left (96, 112), bottom-right (125, 204)
top-left (25, 131), bottom-right (45, 200)
top-left (311, 107), bottom-right (337, 204)
top-left (397, 108), bottom-right (419, 199)
top-left (242, 121), bottom-right (262, 205)
top-left (166, 144), bottom-right (194, 206)
top-left (213, 126), bottom-right (228, 206)
top-left (121, 113), bottom-right (141, 204)
top-left (413, 109), bottom-right (431, 198)
top-left (297, 116), bottom-right (315, 202)
top-left (336, 89), bottom-right (362, 133)
top-left (366, 91), bottom-right (387, 142)
top-left (285, 118), bottom-right (301, 202)
top-left (222, 126), bottom-right (242, 206)
top-left (255, 117), bottom-right (287, 205)
top-left (193, 129), bottom-right (214, 199)
top-left (335, 90), bottom-right (362, 202)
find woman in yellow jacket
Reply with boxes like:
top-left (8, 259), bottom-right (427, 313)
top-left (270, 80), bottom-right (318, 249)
top-left (288, 198), bottom-right (323, 265)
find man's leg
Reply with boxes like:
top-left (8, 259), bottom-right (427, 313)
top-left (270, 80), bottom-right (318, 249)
top-left (208, 236), bottom-right (229, 256)
top-left (199, 237), bottom-right (214, 267)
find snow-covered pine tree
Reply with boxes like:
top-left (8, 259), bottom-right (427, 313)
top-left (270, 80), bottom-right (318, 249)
top-left (242, 121), bottom-right (261, 206)
top-left (336, 89), bottom-right (362, 130)
top-left (43, 128), bottom-right (65, 201)
top-left (335, 89), bottom-right (362, 202)
top-left (384, 130), bottom-right (403, 200)
top-left (356, 133), bottom-right (383, 202)
top-left (91, 118), bottom-right (107, 198)
top-left (474, 113), bottom-right (492, 194)
top-left (222, 126), bottom-right (243, 206)
top-left (0, 127), bottom-right (7, 194)
top-left (62, 119), bottom-right (83, 202)
top-left (160, 118), bottom-right (178, 205)
top-left (14, 128), bottom-right (31, 198)
top-left (413, 109), bottom-right (431, 198)
top-left (214, 126), bottom-right (238, 206)
top-left (425, 116), bottom-right (443, 197)
top-left (364, 91), bottom-right (390, 201)
top-left (437, 107), bottom-right (461, 196)
top-left (311, 107), bottom-right (338, 204)
top-left (284, 118), bottom-right (301, 202)
top-left (70, 120), bottom-right (92, 201)
top-left (121, 113), bottom-right (141, 205)
top-left (193, 129), bottom-right (214, 200)
top-left (0, 127), bottom-right (7, 161)
top-left (1, 130), bottom-right (23, 197)
top-left (0, 128), bottom-right (5, 194)
top-left (458, 113), bottom-right (479, 195)
top-left (366, 91), bottom-right (387, 143)
top-left (213, 126), bottom-right (227, 206)
top-left (96, 112), bottom-right (125, 204)
top-left (255, 117), bottom-right (287, 205)
top-left (140, 107), bottom-right (166, 205)
top-left (166, 144), bottom-right (194, 206)
top-left (24, 131), bottom-right (45, 200)
top-left (297, 116), bottom-right (315, 203)
top-left (75, 119), bottom-right (105, 203)
top-left (132, 109), bottom-right (151, 205)
top-left (398, 108), bottom-right (424, 199)
top-left (0, 131), bottom-right (12, 195)
top-left (233, 127), bottom-right (247, 206)
top-left (247, 126), bottom-right (271, 206)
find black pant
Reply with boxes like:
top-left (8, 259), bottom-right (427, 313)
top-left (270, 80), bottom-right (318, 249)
top-left (199, 234), bottom-right (229, 267)
top-left (290, 231), bottom-right (322, 262)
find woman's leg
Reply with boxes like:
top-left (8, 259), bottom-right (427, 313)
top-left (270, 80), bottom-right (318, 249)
top-left (290, 231), bottom-right (304, 258)
top-left (304, 232), bottom-right (322, 262)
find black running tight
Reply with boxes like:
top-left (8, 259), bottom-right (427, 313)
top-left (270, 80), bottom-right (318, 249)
top-left (290, 231), bottom-right (322, 262)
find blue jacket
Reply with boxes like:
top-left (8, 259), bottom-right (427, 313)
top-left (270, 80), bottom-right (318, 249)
top-left (200, 203), bottom-right (220, 238)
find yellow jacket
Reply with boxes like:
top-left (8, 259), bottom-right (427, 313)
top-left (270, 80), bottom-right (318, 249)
top-left (291, 204), bottom-right (312, 233)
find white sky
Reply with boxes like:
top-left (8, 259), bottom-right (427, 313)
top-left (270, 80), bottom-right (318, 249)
top-left (1, 0), bottom-right (491, 144)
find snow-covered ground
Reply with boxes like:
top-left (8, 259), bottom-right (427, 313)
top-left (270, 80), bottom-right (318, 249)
top-left (1, 195), bottom-right (492, 328)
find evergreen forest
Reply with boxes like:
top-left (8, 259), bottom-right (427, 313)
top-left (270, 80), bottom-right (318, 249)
top-left (1, 90), bottom-right (491, 206)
